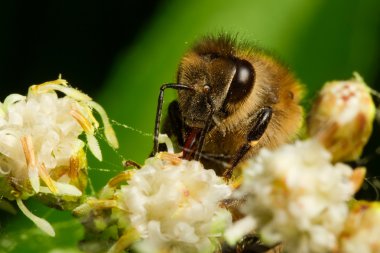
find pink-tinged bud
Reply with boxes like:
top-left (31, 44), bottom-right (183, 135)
top-left (308, 73), bottom-right (375, 163)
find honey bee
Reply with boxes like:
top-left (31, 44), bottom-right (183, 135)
top-left (152, 34), bottom-right (303, 178)
top-left (150, 34), bottom-right (303, 253)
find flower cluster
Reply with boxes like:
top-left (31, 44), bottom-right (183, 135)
top-left (0, 78), bottom-right (118, 236)
top-left (227, 140), bottom-right (363, 253)
top-left (2, 72), bottom-right (379, 253)
top-left (75, 152), bottom-right (232, 253)
top-left (225, 74), bottom-right (377, 253)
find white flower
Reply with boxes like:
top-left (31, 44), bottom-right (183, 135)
top-left (338, 201), bottom-right (380, 253)
top-left (76, 152), bottom-right (233, 253)
top-left (229, 140), bottom-right (362, 253)
top-left (0, 92), bottom-right (81, 197)
top-left (0, 78), bottom-right (118, 236)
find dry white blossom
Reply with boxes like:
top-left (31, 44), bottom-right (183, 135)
top-left (337, 201), bottom-right (380, 253)
top-left (118, 153), bottom-right (232, 253)
top-left (0, 78), bottom-right (118, 236)
top-left (228, 140), bottom-right (363, 253)
top-left (75, 152), bottom-right (232, 253)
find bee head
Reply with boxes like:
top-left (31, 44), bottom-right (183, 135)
top-left (177, 36), bottom-right (255, 128)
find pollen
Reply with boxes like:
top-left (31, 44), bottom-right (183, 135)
top-left (68, 156), bottom-right (79, 179)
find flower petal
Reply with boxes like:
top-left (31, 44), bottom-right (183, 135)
top-left (158, 134), bottom-right (173, 154)
top-left (39, 183), bottom-right (82, 196)
top-left (86, 133), bottom-right (102, 161)
top-left (224, 216), bottom-right (256, 246)
top-left (16, 198), bottom-right (55, 237)
top-left (55, 182), bottom-right (82, 196)
top-left (3, 94), bottom-right (26, 111)
top-left (30, 81), bottom-right (92, 102)
top-left (87, 101), bottom-right (119, 149)
top-left (28, 166), bottom-right (40, 193)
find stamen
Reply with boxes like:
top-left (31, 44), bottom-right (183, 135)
top-left (21, 136), bottom-right (36, 168)
top-left (87, 199), bottom-right (118, 209)
top-left (20, 136), bottom-right (40, 193)
top-left (39, 163), bottom-right (58, 194)
top-left (70, 108), bottom-right (94, 134)
top-left (107, 228), bottom-right (140, 253)
top-left (107, 171), bottom-right (136, 187)
top-left (69, 156), bottom-right (79, 179)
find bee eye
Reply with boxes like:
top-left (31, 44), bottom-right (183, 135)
top-left (226, 59), bottom-right (255, 103)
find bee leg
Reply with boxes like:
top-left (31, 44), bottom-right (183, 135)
top-left (153, 83), bottom-right (193, 155)
top-left (224, 106), bottom-right (272, 179)
top-left (162, 101), bottom-right (185, 148)
top-left (222, 234), bottom-right (283, 253)
top-left (123, 160), bottom-right (141, 169)
top-left (150, 100), bottom-right (186, 157)
top-left (236, 234), bottom-right (270, 253)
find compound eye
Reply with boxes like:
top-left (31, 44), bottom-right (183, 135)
top-left (226, 59), bottom-right (255, 103)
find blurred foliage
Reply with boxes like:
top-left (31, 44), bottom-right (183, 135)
top-left (1, 0), bottom-right (380, 252)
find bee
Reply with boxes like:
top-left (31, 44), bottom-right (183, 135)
top-left (152, 34), bottom-right (303, 178)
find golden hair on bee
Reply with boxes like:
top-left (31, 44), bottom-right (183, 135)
top-left (153, 34), bottom-right (304, 177)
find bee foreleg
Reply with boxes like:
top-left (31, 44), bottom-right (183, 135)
top-left (223, 106), bottom-right (272, 179)
top-left (163, 100), bottom-right (185, 148)
top-left (153, 83), bottom-right (192, 155)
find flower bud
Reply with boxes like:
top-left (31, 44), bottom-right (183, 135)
top-left (338, 201), bottom-right (380, 253)
top-left (308, 73), bottom-right (375, 162)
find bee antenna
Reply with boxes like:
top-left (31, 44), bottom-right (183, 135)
top-left (153, 83), bottom-right (193, 155)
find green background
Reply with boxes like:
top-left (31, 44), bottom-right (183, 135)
top-left (1, 0), bottom-right (380, 252)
